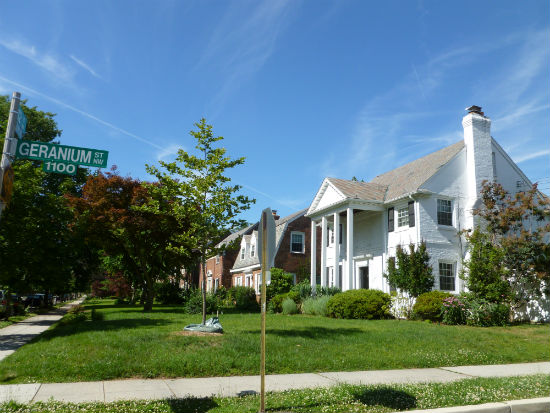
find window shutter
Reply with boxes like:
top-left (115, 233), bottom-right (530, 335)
top-left (339, 223), bottom-right (343, 244)
top-left (408, 201), bottom-right (415, 227)
top-left (388, 207), bottom-right (394, 232)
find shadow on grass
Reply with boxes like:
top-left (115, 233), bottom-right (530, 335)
top-left (243, 326), bottom-right (364, 339)
top-left (167, 397), bottom-right (218, 412)
top-left (35, 318), bottom-right (173, 341)
top-left (351, 387), bottom-right (417, 410)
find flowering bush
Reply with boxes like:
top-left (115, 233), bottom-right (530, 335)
top-left (441, 296), bottom-right (467, 325)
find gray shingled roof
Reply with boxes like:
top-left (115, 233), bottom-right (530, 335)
top-left (324, 141), bottom-right (464, 205)
top-left (231, 209), bottom-right (307, 271)
top-left (371, 140), bottom-right (464, 201)
top-left (216, 222), bottom-right (259, 248)
top-left (327, 178), bottom-right (387, 202)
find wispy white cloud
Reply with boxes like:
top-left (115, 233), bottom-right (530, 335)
top-left (197, 0), bottom-right (296, 116)
top-left (156, 144), bottom-right (182, 161)
top-left (0, 75), bottom-right (164, 150)
top-left (0, 38), bottom-right (74, 82)
top-left (70, 55), bottom-right (102, 79)
top-left (515, 149), bottom-right (550, 164)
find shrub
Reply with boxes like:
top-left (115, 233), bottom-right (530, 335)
top-left (282, 298), bottom-right (298, 315)
top-left (384, 242), bottom-right (434, 297)
top-left (464, 297), bottom-right (509, 327)
top-left (270, 291), bottom-right (300, 313)
top-left (390, 293), bottom-right (415, 320)
top-left (114, 298), bottom-right (127, 305)
top-left (266, 268), bottom-right (294, 301)
top-left (228, 287), bottom-right (259, 312)
top-left (327, 289), bottom-right (391, 320)
top-left (185, 289), bottom-right (218, 314)
top-left (291, 280), bottom-right (312, 303)
top-left (301, 295), bottom-right (330, 316)
top-left (61, 305), bottom-right (88, 325)
top-left (413, 291), bottom-right (452, 322)
top-left (156, 282), bottom-right (184, 304)
top-left (441, 296), bottom-right (467, 325)
top-left (314, 285), bottom-right (341, 297)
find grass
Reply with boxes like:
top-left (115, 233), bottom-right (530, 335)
top-left (1, 375), bottom-right (548, 412)
top-left (0, 298), bottom-right (548, 383)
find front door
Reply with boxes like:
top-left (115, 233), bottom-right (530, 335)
top-left (359, 266), bottom-right (369, 289)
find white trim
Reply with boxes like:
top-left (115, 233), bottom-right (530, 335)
top-left (290, 231), bottom-right (305, 253)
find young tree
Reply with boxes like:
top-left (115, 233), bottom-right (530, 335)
top-left (145, 119), bottom-right (254, 324)
top-left (465, 181), bottom-right (550, 311)
top-left (384, 241), bottom-right (434, 297)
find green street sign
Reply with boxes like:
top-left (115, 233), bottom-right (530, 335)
top-left (16, 140), bottom-right (108, 168)
top-left (42, 161), bottom-right (78, 176)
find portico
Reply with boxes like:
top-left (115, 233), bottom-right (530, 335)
top-left (307, 181), bottom-right (386, 291)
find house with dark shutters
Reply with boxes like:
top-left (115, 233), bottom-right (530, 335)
top-left (305, 106), bottom-right (547, 304)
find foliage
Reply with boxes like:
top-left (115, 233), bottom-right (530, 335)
top-left (266, 268), bottom-right (294, 301)
top-left (0, 97), bottom-right (93, 312)
top-left (185, 289), bottom-right (218, 314)
top-left (269, 291), bottom-right (300, 313)
top-left (460, 229), bottom-right (509, 303)
top-left (314, 285), bottom-right (341, 297)
top-left (463, 296), bottom-right (510, 327)
top-left (327, 289), bottom-right (392, 319)
top-left (384, 242), bottom-right (434, 297)
top-left (467, 181), bottom-right (550, 311)
top-left (389, 292), bottom-right (415, 320)
top-left (290, 280), bottom-right (312, 302)
top-left (155, 282), bottom-right (184, 305)
top-left (60, 305), bottom-right (87, 325)
top-left (441, 296), bottom-right (467, 325)
top-left (225, 286), bottom-right (258, 312)
top-left (67, 170), bottom-right (191, 311)
top-left (413, 291), bottom-right (452, 322)
top-left (301, 295), bottom-right (330, 316)
top-left (282, 297), bottom-right (298, 315)
top-left (143, 119), bottom-right (254, 323)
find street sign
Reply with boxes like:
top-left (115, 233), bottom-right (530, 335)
top-left (15, 107), bottom-right (27, 138)
top-left (258, 207), bottom-right (276, 413)
top-left (258, 207), bottom-right (276, 275)
top-left (42, 160), bottom-right (77, 176)
top-left (15, 140), bottom-right (109, 168)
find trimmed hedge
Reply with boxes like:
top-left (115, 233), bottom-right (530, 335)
top-left (326, 289), bottom-right (391, 319)
top-left (413, 290), bottom-right (452, 321)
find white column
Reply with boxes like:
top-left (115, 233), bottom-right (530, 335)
top-left (321, 216), bottom-right (327, 287)
top-left (310, 219), bottom-right (317, 289)
top-left (333, 212), bottom-right (340, 289)
top-left (347, 207), bottom-right (354, 290)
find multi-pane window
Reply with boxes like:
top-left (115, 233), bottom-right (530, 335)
top-left (439, 262), bottom-right (455, 291)
top-left (215, 255), bottom-right (220, 264)
top-left (291, 232), bottom-right (305, 253)
top-left (240, 247), bottom-right (245, 259)
top-left (437, 199), bottom-right (453, 226)
top-left (250, 244), bottom-right (255, 257)
top-left (397, 207), bottom-right (409, 227)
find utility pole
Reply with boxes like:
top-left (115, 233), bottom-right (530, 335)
top-left (0, 91), bottom-right (21, 221)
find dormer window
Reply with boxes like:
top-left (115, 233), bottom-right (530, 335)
top-left (250, 244), bottom-right (255, 258)
top-left (241, 247), bottom-right (245, 259)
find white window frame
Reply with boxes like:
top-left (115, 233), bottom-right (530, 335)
top-left (215, 255), bottom-right (220, 264)
top-left (437, 198), bottom-right (453, 227)
top-left (214, 278), bottom-right (219, 292)
top-left (397, 207), bottom-right (409, 227)
top-left (438, 261), bottom-right (456, 291)
top-left (240, 246), bottom-right (245, 260)
top-left (250, 243), bottom-right (255, 258)
top-left (290, 231), bottom-right (305, 253)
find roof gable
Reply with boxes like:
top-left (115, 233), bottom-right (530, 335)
top-left (307, 179), bottom-right (346, 215)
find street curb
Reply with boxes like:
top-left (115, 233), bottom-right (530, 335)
top-left (392, 397), bottom-right (550, 413)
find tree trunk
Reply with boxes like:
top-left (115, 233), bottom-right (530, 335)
top-left (143, 275), bottom-right (156, 312)
top-left (201, 257), bottom-right (207, 325)
top-left (130, 282), bottom-right (137, 305)
top-left (139, 287), bottom-right (146, 306)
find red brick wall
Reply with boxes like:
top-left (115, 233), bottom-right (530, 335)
top-left (199, 247), bottom-right (239, 290)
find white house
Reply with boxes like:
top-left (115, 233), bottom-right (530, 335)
top-left (306, 106), bottom-right (544, 296)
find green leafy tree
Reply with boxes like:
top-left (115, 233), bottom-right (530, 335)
top-left (266, 267), bottom-right (294, 301)
top-left (384, 241), bottom-right (434, 297)
top-left (464, 181), bottom-right (550, 311)
top-left (145, 119), bottom-right (254, 323)
top-left (0, 96), bottom-right (92, 312)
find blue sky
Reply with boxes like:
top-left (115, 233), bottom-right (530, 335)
top-left (0, 1), bottom-right (548, 223)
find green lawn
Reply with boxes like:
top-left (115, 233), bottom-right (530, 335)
top-left (1, 375), bottom-right (549, 413)
top-left (0, 299), bottom-right (548, 383)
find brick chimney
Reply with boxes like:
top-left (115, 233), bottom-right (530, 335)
top-left (462, 105), bottom-right (494, 218)
top-left (272, 210), bottom-right (280, 220)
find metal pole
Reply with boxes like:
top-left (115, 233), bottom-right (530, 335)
top-left (0, 92), bottom-right (20, 221)
top-left (260, 211), bottom-right (267, 413)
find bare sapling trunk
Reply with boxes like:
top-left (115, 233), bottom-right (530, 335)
top-left (201, 257), bottom-right (207, 325)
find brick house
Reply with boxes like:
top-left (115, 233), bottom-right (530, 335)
top-left (230, 209), bottom-right (321, 294)
top-left (198, 223), bottom-right (259, 292)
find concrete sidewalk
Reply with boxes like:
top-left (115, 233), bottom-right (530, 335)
top-left (0, 361), bottom-right (548, 404)
top-left (0, 297), bottom-right (85, 362)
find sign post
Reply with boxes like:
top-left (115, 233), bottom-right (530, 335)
top-left (0, 92), bottom-right (21, 221)
top-left (258, 207), bottom-right (276, 413)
